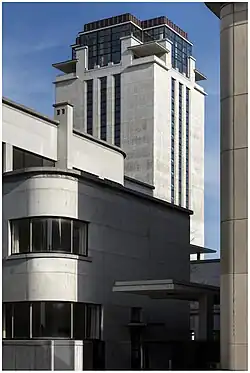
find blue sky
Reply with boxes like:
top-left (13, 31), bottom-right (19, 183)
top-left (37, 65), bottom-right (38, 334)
top-left (2, 2), bottom-right (220, 257)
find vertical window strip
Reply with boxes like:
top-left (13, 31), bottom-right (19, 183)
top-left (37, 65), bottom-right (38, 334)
top-left (114, 74), bottom-right (121, 147)
top-left (86, 80), bottom-right (93, 135)
top-left (100, 77), bottom-right (107, 141)
top-left (186, 88), bottom-right (190, 208)
top-left (171, 78), bottom-right (175, 204)
top-left (179, 83), bottom-right (183, 206)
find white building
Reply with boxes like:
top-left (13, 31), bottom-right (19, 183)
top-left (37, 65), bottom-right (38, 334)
top-left (53, 13), bottom-right (207, 257)
top-left (2, 96), bottom-right (215, 370)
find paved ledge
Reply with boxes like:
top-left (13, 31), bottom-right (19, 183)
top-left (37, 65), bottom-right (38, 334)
top-left (3, 252), bottom-right (93, 262)
top-left (2, 97), bottom-right (59, 126)
top-left (73, 129), bottom-right (126, 158)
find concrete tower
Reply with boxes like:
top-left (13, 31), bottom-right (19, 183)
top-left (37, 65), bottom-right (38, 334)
top-left (53, 14), bottom-right (207, 257)
top-left (206, 3), bottom-right (248, 370)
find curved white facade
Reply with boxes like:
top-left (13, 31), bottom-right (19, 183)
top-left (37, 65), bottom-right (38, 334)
top-left (3, 254), bottom-right (92, 303)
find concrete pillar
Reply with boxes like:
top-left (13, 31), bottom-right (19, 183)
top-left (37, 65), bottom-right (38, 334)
top-left (197, 295), bottom-right (214, 341)
top-left (206, 2), bottom-right (248, 370)
top-left (188, 56), bottom-right (196, 83)
top-left (2, 143), bottom-right (13, 172)
top-left (53, 102), bottom-right (74, 170)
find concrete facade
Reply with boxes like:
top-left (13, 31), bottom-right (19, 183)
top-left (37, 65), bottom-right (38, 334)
top-left (2, 97), bottom-right (195, 369)
top-left (206, 3), bottom-right (248, 370)
top-left (53, 20), bottom-right (206, 257)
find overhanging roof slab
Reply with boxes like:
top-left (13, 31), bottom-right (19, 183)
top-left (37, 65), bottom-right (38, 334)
top-left (113, 279), bottom-right (219, 301)
top-left (128, 41), bottom-right (169, 58)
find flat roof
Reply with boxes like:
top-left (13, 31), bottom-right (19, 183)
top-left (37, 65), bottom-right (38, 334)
top-left (113, 279), bottom-right (220, 301)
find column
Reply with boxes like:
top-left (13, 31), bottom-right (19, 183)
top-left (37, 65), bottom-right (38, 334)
top-left (197, 295), bottom-right (214, 341)
top-left (220, 3), bottom-right (248, 370)
top-left (53, 102), bottom-right (74, 170)
top-left (2, 143), bottom-right (13, 172)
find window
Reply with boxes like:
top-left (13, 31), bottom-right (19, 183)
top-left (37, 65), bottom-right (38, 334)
top-left (52, 218), bottom-right (71, 253)
top-left (3, 303), bottom-right (13, 338)
top-left (11, 219), bottom-right (30, 254)
top-left (13, 302), bottom-right (30, 338)
top-left (86, 80), bottom-right (93, 135)
top-left (114, 74), bottom-right (121, 147)
top-left (32, 302), bottom-right (71, 338)
top-left (86, 304), bottom-right (101, 339)
top-left (13, 147), bottom-right (55, 170)
top-left (3, 301), bottom-right (101, 340)
top-left (32, 218), bottom-right (48, 252)
top-left (73, 303), bottom-right (86, 340)
top-left (11, 217), bottom-right (88, 256)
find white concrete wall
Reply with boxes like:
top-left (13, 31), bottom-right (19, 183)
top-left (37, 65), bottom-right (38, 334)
top-left (2, 102), bottom-right (58, 161)
top-left (121, 62), bottom-right (155, 185)
top-left (2, 100), bottom-right (125, 185)
top-left (3, 170), bottom-right (191, 369)
top-left (153, 63), bottom-right (171, 201)
top-left (72, 133), bottom-right (124, 183)
top-left (189, 87), bottom-right (205, 248)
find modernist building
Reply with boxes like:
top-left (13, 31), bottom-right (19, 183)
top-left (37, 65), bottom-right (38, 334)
top-left (53, 13), bottom-right (207, 257)
top-left (2, 96), bottom-right (217, 370)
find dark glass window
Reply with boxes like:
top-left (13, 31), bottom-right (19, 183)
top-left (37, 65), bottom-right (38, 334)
top-left (114, 74), bottom-right (121, 147)
top-left (13, 302), bottom-right (30, 338)
top-left (13, 147), bottom-right (55, 170)
top-left (4, 301), bottom-right (101, 340)
top-left (52, 218), bottom-right (71, 253)
top-left (144, 26), bottom-right (192, 76)
top-left (32, 218), bottom-right (48, 252)
top-left (11, 219), bottom-right (30, 254)
top-left (32, 302), bottom-right (71, 338)
top-left (100, 77), bottom-right (107, 141)
top-left (4, 303), bottom-right (13, 338)
top-left (73, 220), bottom-right (87, 255)
top-left (73, 303), bottom-right (86, 340)
top-left (11, 217), bottom-right (88, 256)
top-left (75, 22), bottom-right (143, 69)
top-left (86, 304), bottom-right (101, 339)
top-left (86, 80), bottom-right (93, 135)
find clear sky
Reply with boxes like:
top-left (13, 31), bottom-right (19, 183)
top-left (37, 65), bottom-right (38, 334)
top-left (2, 2), bottom-right (220, 257)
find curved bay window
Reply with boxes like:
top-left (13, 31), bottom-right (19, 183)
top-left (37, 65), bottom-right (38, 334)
top-left (11, 217), bottom-right (88, 256)
top-left (3, 302), bottom-right (101, 340)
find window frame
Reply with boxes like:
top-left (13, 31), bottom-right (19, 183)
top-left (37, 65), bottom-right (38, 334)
top-left (10, 217), bottom-right (88, 257)
top-left (3, 301), bottom-right (102, 341)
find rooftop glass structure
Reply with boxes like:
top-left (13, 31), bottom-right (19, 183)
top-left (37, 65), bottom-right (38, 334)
top-left (72, 13), bottom-right (192, 76)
